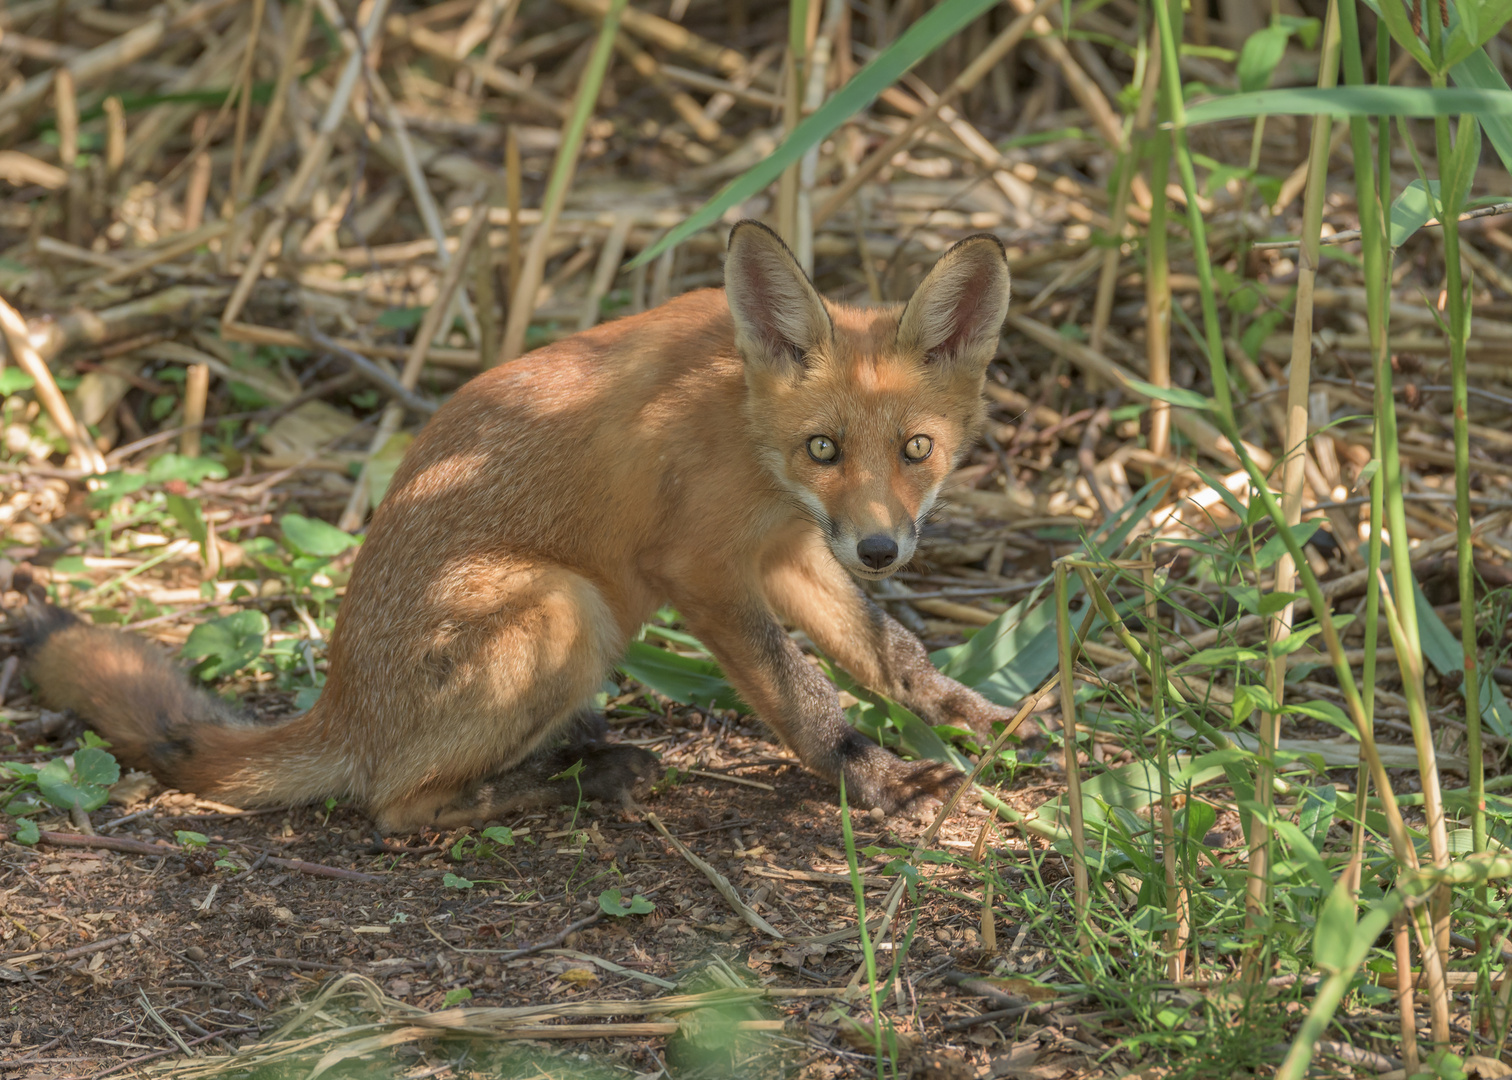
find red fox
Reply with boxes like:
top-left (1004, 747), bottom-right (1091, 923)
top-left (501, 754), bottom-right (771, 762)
top-left (19, 222), bottom-right (1015, 832)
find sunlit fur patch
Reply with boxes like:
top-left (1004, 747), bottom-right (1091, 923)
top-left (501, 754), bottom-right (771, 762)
top-left (744, 302), bottom-right (987, 579)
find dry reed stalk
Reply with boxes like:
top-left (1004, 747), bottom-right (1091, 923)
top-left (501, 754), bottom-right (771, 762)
top-left (498, 0), bottom-right (628, 363)
top-left (181, 363), bottom-right (210, 459)
top-left (1246, 0), bottom-right (1342, 982)
top-left (1057, 564), bottom-right (1091, 953)
top-left (338, 199), bottom-right (491, 530)
top-left (0, 295), bottom-right (106, 474)
top-left (813, 0), bottom-right (1052, 229)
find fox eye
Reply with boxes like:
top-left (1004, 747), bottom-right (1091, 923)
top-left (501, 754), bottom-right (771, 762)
top-left (808, 435), bottom-right (838, 462)
top-left (904, 435), bottom-right (933, 461)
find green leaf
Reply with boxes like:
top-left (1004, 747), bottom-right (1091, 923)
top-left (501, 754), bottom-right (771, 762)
top-left (1408, 571), bottom-right (1512, 737)
top-left (598, 888), bottom-right (655, 916)
top-left (1185, 86), bottom-right (1512, 126)
top-left (442, 873), bottom-right (474, 890)
top-left (1286, 699), bottom-right (1355, 738)
top-left (0, 369), bottom-right (36, 395)
top-left (146, 454), bottom-right (227, 485)
top-left (376, 306), bottom-right (426, 330)
top-left (618, 639), bottom-right (745, 711)
top-left (442, 987), bottom-right (473, 1006)
top-left (279, 513), bottom-right (360, 557)
top-left (165, 494), bottom-right (209, 551)
top-left (36, 750), bottom-right (117, 812)
top-left (1255, 519), bottom-right (1323, 568)
top-left (481, 826), bottom-right (514, 846)
top-left (13, 817), bottom-right (39, 844)
top-left (176, 830), bottom-right (209, 848)
top-left (1449, 34), bottom-right (1512, 174)
top-left (1389, 179), bottom-right (1440, 248)
top-left (73, 747), bottom-right (119, 788)
top-left (1312, 872), bottom-right (1357, 974)
top-left (1237, 25), bottom-right (1290, 94)
top-left (183, 610), bottom-right (270, 679)
top-left (1125, 378), bottom-right (1213, 410)
top-left (630, 0), bottom-right (1001, 267)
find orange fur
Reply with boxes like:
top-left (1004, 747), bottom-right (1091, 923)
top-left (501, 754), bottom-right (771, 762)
top-left (24, 223), bottom-right (1017, 831)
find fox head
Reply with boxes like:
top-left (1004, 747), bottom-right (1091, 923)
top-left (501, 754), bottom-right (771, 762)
top-left (726, 221), bottom-right (1011, 580)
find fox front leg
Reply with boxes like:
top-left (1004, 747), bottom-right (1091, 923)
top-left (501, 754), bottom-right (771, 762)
top-left (764, 540), bottom-right (1020, 735)
top-left (676, 592), bottom-right (958, 813)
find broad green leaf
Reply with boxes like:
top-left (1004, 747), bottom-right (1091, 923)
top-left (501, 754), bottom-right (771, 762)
top-left (630, 0), bottom-right (1001, 267)
top-left (1389, 179), bottom-right (1440, 248)
top-left (1271, 819), bottom-right (1333, 890)
top-left (1255, 519), bottom-right (1323, 569)
top-left (0, 369), bottom-right (36, 395)
top-left (481, 826), bottom-right (514, 846)
top-left (1237, 25), bottom-right (1290, 94)
top-left (442, 873), bottom-right (474, 889)
top-left (618, 639), bottom-right (745, 711)
top-left (1408, 571), bottom-right (1512, 737)
top-left (1297, 785), bottom-right (1339, 852)
top-left (36, 750), bottom-right (118, 812)
top-left (599, 888), bottom-right (655, 916)
top-left (1311, 871), bottom-right (1357, 974)
top-left (1450, 38), bottom-right (1512, 173)
top-left (73, 747), bottom-right (120, 788)
top-left (13, 817), bottom-right (39, 844)
top-left (146, 454), bottom-right (228, 485)
top-left (1126, 378), bottom-right (1213, 411)
top-left (280, 513), bottom-right (360, 557)
top-left (1185, 86), bottom-right (1512, 126)
top-left (183, 610), bottom-right (270, 679)
top-left (1286, 700), bottom-right (1355, 739)
top-left (166, 494), bottom-right (209, 555)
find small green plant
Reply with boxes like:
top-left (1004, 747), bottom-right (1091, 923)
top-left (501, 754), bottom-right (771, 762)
top-left (450, 825), bottom-right (514, 861)
top-left (2, 743), bottom-right (120, 824)
top-left (442, 987), bottom-right (472, 1007)
top-left (597, 888), bottom-right (654, 917)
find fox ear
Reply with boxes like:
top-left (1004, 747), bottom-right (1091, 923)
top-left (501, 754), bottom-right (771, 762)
top-left (897, 234), bottom-right (1010, 371)
top-left (725, 221), bottom-right (831, 371)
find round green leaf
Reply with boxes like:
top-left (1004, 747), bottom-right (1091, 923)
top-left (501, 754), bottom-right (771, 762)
top-left (183, 610), bottom-right (270, 679)
top-left (280, 513), bottom-right (360, 557)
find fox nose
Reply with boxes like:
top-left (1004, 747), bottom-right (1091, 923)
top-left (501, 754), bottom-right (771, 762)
top-left (856, 535), bottom-right (899, 570)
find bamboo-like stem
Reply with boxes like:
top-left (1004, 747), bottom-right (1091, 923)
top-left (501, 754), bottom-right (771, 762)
top-left (1335, 4), bottom-right (1449, 1043)
top-left (1394, 909), bottom-right (1422, 1074)
top-left (1089, 25), bottom-right (1158, 359)
top-left (498, 0), bottom-right (627, 364)
top-left (775, 0), bottom-right (808, 248)
top-left (1150, 0), bottom-right (1232, 425)
top-left (1141, 561), bottom-right (1186, 981)
top-left (1144, 30), bottom-right (1173, 459)
top-left (1053, 562), bottom-right (1090, 953)
top-left (1425, 7), bottom-right (1486, 920)
top-left (181, 363), bottom-right (209, 459)
top-left (1248, 0), bottom-right (1342, 978)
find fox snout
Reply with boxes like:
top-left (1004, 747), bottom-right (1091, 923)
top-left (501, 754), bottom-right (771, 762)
top-left (829, 516), bottom-right (920, 579)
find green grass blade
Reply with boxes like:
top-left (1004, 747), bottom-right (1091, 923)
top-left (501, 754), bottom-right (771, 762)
top-left (1450, 46), bottom-right (1512, 176)
top-left (626, 0), bottom-right (999, 267)
top-left (1185, 85), bottom-right (1512, 125)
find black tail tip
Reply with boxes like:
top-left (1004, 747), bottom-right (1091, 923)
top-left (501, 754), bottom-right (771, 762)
top-left (8, 565), bottom-right (80, 652)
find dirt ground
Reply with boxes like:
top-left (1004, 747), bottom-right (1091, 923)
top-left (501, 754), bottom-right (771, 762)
top-left (0, 680), bottom-right (1126, 1080)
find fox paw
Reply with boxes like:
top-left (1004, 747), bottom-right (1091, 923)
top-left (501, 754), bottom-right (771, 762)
top-left (843, 754), bottom-right (963, 815)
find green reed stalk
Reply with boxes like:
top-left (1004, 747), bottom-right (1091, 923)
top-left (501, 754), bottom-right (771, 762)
top-left (1425, 0), bottom-right (1486, 879)
top-left (1151, 0), bottom-right (1232, 426)
top-left (1337, 0), bottom-right (1455, 966)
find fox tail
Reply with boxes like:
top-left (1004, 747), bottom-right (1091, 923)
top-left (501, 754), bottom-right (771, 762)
top-left (16, 594), bottom-right (343, 807)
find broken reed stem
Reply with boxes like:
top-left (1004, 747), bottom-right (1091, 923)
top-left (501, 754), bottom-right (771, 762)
top-left (1248, 0), bottom-right (1341, 981)
top-left (1089, 27), bottom-right (1158, 358)
top-left (813, 0), bottom-right (1052, 230)
top-left (1393, 909), bottom-right (1421, 1075)
top-left (181, 363), bottom-right (210, 458)
top-left (338, 199), bottom-right (491, 531)
top-left (1053, 563), bottom-right (1090, 953)
top-left (0, 295), bottom-right (106, 474)
top-left (498, 0), bottom-right (629, 364)
top-left (775, 0), bottom-right (808, 250)
top-left (235, 0), bottom-right (311, 208)
top-left (1142, 560), bottom-right (1187, 981)
top-left (228, 0), bottom-right (267, 205)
